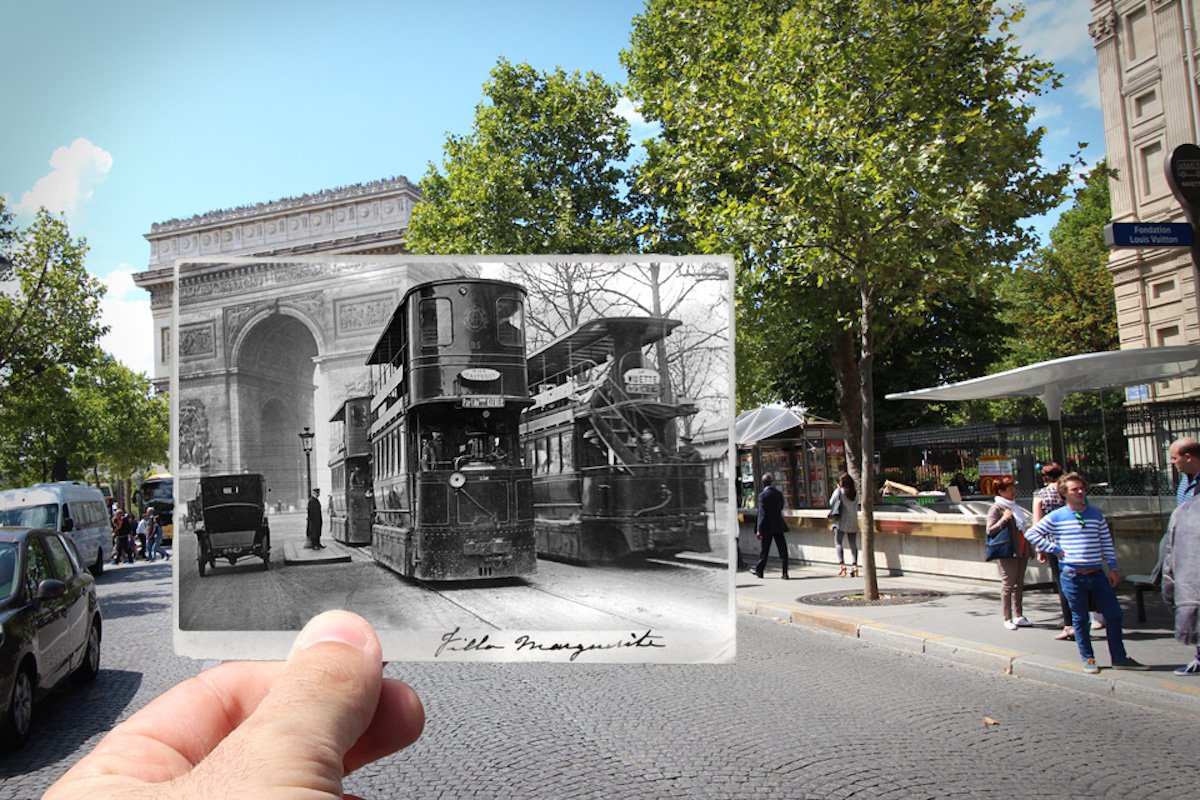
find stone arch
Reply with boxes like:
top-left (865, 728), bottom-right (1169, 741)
top-left (233, 313), bottom-right (320, 507)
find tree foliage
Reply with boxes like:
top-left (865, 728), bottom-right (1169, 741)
top-left (624, 0), bottom-right (1072, 597)
top-left (407, 59), bottom-right (638, 254)
top-left (0, 198), bottom-right (167, 488)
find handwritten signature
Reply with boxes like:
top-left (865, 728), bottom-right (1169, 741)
top-left (435, 627), bottom-right (666, 661)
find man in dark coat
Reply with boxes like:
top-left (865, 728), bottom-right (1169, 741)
top-left (306, 488), bottom-right (324, 550)
top-left (753, 472), bottom-right (789, 579)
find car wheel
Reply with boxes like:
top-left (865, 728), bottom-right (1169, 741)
top-left (1, 666), bottom-right (34, 749)
top-left (76, 618), bottom-right (101, 682)
top-left (90, 547), bottom-right (104, 578)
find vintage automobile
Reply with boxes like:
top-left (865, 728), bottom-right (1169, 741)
top-left (0, 527), bottom-right (102, 748)
top-left (191, 474), bottom-right (271, 576)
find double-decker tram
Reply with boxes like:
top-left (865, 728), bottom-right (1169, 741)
top-left (522, 317), bottom-right (711, 562)
top-left (365, 278), bottom-right (536, 580)
top-left (328, 396), bottom-right (373, 545)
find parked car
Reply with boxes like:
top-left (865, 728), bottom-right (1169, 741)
top-left (0, 527), bottom-right (102, 748)
top-left (0, 483), bottom-right (113, 577)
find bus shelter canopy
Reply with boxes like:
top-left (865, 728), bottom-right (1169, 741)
top-left (885, 344), bottom-right (1200, 465)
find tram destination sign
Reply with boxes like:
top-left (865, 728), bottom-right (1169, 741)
top-left (461, 396), bottom-right (504, 408)
top-left (1104, 222), bottom-right (1195, 248)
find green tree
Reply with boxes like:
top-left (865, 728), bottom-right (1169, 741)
top-left (0, 199), bottom-right (105, 381)
top-left (73, 356), bottom-right (170, 489)
top-left (407, 59), bottom-right (638, 254)
top-left (624, 0), bottom-right (1072, 597)
top-left (0, 200), bottom-right (165, 489)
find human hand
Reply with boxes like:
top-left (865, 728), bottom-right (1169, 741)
top-left (45, 610), bottom-right (424, 800)
top-left (1108, 568), bottom-right (1120, 588)
top-left (756, 531), bottom-right (763, 540)
top-left (1001, 509), bottom-right (1013, 520)
top-left (1036, 551), bottom-right (1047, 564)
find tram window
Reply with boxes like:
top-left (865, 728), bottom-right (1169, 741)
top-left (549, 434), bottom-right (560, 474)
top-left (535, 438), bottom-right (549, 475)
top-left (497, 297), bottom-right (523, 346)
top-left (419, 298), bottom-right (453, 346)
top-left (560, 433), bottom-right (573, 471)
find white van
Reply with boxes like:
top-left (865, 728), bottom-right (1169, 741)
top-left (0, 482), bottom-right (113, 576)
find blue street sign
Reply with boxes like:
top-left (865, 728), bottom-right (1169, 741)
top-left (1104, 222), bottom-right (1195, 248)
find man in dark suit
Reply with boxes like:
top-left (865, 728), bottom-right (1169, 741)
top-left (306, 488), bottom-right (324, 550)
top-left (753, 472), bottom-right (789, 579)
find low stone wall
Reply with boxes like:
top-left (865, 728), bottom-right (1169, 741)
top-left (737, 506), bottom-right (1170, 582)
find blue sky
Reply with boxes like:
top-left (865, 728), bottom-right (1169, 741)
top-left (0, 0), bottom-right (1103, 377)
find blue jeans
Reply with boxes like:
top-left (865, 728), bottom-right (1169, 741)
top-left (1059, 567), bottom-right (1127, 663)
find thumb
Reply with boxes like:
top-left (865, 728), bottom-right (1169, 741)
top-left (192, 611), bottom-right (384, 798)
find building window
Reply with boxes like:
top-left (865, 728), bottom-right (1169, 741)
top-left (1140, 141), bottom-right (1166, 197)
top-left (1151, 278), bottom-right (1176, 300)
top-left (1127, 5), bottom-right (1154, 63)
top-left (1133, 88), bottom-right (1160, 120)
top-left (1156, 323), bottom-right (1182, 348)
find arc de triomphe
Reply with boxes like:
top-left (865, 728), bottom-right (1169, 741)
top-left (132, 177), bottom-right (473, 506)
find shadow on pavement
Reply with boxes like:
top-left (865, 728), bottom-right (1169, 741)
top-left (0, 668), bottom-right (143, 778)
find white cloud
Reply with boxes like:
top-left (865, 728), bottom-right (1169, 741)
top-left (17, 138), bottom-right (113, 218)
top-left (97, 268), bottom-right (154, 377)
top-left (614, 96), bottom-right (661, 140)
top-left (1009, 0), bottom-right (1093, 65)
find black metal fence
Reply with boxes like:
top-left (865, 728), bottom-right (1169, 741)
top-left (877, 399), bottom-right (1200, 497)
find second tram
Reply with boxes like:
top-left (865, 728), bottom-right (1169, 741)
top-left (329, 396), bottom-right (373, 545)
top-left (366, 278), bottom-right (536, 580)
top-left (521, 317), bottom-right (711, 562)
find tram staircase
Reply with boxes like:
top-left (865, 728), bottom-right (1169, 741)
top-left (586, 382), bottom-right (645, 467)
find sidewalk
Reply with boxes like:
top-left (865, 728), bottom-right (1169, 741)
top-left (733, 560), bottom-right (1200, 716)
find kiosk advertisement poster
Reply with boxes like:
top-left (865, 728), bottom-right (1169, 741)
top-left (978, 455), bottom-right (1014, 496)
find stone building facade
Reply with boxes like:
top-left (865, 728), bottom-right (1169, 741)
top-left (133, 176), bottom-right (422, 394)
top-left (1092, 0), bottom-right (1200, 398)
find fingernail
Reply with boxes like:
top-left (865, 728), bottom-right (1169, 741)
top-left (294, 611), bottom-right (372, 652)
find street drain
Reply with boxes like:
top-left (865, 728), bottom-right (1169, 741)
top-left (798, 588), bottom-right (946, 607)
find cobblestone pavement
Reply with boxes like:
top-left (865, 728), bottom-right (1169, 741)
top-left (5, 557), bottom-right (1200, 799)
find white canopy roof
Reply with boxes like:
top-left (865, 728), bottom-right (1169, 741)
top-left (885, 345), bottom-right (1200, 419)
top-left (735, 406), bottom-right (808, 445)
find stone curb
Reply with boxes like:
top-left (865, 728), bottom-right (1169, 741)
top-left (740, 595), bottom-right (1200, 716)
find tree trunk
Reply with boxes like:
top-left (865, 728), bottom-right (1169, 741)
top-left (647, 263), bottom-right (678, 450)
top-left (859, 287), bottom-right (879, 600)
top-left (830, 328), bottom-right (863, 484)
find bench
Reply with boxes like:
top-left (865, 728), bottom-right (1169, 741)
top-left (1126, 574), bottom-right (1160, 623)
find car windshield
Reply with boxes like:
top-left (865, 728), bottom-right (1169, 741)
top-left (0, 504), bottom-right (58, 529)
top-left (0, 543), bottom-right (16, 601)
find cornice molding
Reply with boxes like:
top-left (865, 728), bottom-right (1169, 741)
top-left (149, 176), bottom-right (419, 235)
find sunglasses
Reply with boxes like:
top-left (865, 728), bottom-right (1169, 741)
top-left (1073, 511), bottom-right (1089, 528)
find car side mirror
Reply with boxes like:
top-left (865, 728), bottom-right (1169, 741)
top-left (34, 579), bottom-right (67, 601)
top-left (62, 519), bottom-right (74, 532)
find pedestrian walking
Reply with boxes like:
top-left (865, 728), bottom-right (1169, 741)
top-left (306, 488), bottom-right (324, 550)
top-left (1151, 437), bottom-right (1200, 591)
top-left (145, 512), bottom-right (168, 561)
top-left (828, 473), bottom-right (859, 577)
top-left (1163, 494), bottom-right (1200, 675)
top-left (1031, 462), bottom-right (1075, 640)
top-left (135, 508), bottom-right (153, 560)
top-left (753, 473), bottom-right (789, 579)
top-left (986, 476), bottom-right (1031, 630)
top-left (113, 510), bottom-right (136, 564)
top-left (1024, 472), bottom-right (1149, 674)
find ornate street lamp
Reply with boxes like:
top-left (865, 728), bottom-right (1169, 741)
top-left (299, 426), bottom-right (315, 500)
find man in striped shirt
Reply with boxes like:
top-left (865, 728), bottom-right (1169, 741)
top-left (1024, 472), bottom-right (1149, 674)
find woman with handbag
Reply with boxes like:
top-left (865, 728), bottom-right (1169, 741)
top-left (828, 473), bottom-right (860, 577)
top-left (986, 476), bottom-right (1031, 630)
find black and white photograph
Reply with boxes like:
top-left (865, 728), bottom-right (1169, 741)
top-left (170, 256), bottom-right (733, 662)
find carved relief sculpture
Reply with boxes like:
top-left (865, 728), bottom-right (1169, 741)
top-left (179, 399), bottom-right (212, 468)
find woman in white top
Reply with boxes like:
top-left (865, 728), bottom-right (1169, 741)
top-left (829, 473), bottom-right (860, 577)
